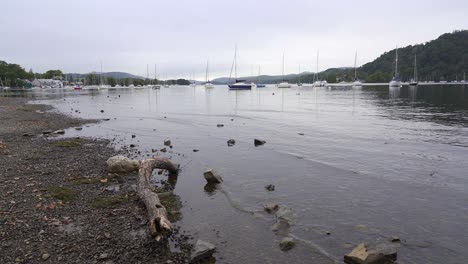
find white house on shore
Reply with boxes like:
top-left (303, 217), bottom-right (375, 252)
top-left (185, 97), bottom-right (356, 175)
top-left (32, 79), bottom-right (63, 88)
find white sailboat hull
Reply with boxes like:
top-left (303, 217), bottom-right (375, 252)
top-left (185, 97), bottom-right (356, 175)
top-left (277, 82), bottom-right (291, 88)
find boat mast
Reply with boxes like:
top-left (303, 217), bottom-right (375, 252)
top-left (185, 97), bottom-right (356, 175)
top-left (316, 50), bottom-right (320, 82)
top-left (258, 65), bottom-right (261, 83)
top-left (234, 44), bottom-right (237, 80)
top-left (154, 64), bottom-right (157, 83)
top-left (205, 60), bottom-right (209, 83)
top-left (282, 52), bottom-right (285, 80)
top-left (414, 55), bottom-right (417, 82)
top-left (354, 50), bottom-right (358, 81)
top-left (395, 47), bottom-right (399, 78)
top-left (100, 61), bottom-right (103, 86)
top-left (298, 64), bottom-right (301, 83)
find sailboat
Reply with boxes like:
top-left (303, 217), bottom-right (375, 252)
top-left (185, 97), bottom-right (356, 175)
top-left (389, 47), bottom-right (402, 87)
top-left (409, 55), bottom-right (418, 86)
top-left (352, 51), bottom-right (363, 87)
top-left (256, 65), bottom-right (266, 88)
top-left (278, 52), bottom-right (291, 88)
top-left (204, 60), bottom-right (214, 88)
top-left (228, 45), bottom-right (252, 90)
top-left (313, 51), bottom-right (324, 87)
top-left (153, 64), bottom-right (161, 89)
top-left (297, 64), bottom-right (303, 86)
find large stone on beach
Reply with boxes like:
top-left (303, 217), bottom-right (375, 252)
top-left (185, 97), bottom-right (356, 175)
top-left (344, 243), bottom-right (397, 264)
top-left (106, 155), bottom-right (139, 173)
top-left (203, 169), bottom-right (223, 184)
top-left (190, 239), bottom-right (216, 262)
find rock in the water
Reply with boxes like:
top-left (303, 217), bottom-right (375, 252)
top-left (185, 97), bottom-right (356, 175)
top-left (217, 124), bottom-right (224, 127)
top-left (279, 237), bottom-right (295, 251)
top-left (265, 184), bottom-right (275, 191)
top-left (75, 127), bottom-right (83, 131)
top-left (106, 155), bottom-right (139, 173)
top-left (227, 139), bottom-right (236, 147)
top-left (131, 134), bottom-right (136, 138)
top-left (42, 130), bottom-right (53, 135)
top-left (41, 253), bottom-right (50, 260)
top-left (160, 147), bottom-right (167, 152)
top-left (264, 202), bottom-right (279, 213)
top-left (193, 149), bottom-right (199, 152)
top-left (22, 133), bottom-right (34, 137)
top-left (390, 236), bottom-right (401, 243)
top-left (54, 130), bottom-right (65, 134)
top-left (100, 110), bottom-right (104, 113)
top-left (190, 240), bottom-right (216, 262)
top-left (254, 139), bottom-right (266, 147)
top-left (271, 220), bottom-right (290, 233)
top-left (164, 139), bottom-right (171, 146)
top-left (275, 205), bottom-right (295, 224)
top-left (298, 132), bottom-right (304, 136)
top-left (344, 243), bottom-right (397, 264)
top-left (203, 169), bottom-right (223, 184)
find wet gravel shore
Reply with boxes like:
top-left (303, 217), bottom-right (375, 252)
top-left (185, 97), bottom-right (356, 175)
top-left (0, 98), bottom-right (191, 264)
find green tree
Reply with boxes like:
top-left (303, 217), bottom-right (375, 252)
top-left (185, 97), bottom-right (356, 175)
top-left (44, 70), bottom-right (64, 79)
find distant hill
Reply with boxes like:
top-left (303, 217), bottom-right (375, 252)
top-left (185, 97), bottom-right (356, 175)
top-left (360, 30), bottom-right (468, 82)
top-left (212, 72), bottom-right (314, 84)
top-left (212, 30), bottom-right (468, 83)
top-left (65, 72), bottom-right (144, 80)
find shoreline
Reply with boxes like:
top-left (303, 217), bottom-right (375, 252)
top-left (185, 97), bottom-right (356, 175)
top-left (0, 97), bottom-right (191, 264)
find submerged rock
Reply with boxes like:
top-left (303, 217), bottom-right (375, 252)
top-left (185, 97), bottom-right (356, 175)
top-left (265, 184), bottom-right (275, 191)
top-left (344, 243), bottom-right (397, 264)
top-left (227, 139), bottom-right (236, 147)
top-left (54, 130), bottom-right (65, 134)
top-left (190, 239), bottom-right (216, 262)
top-left (275, 205), bottom-right (295, 224)
top-left (271, 220), bottom-right (290, 233)
top-left (279, 237), bottom-right (295, 251)
top-left (164, 139), bottom-right (171, 146)
top-left (203, 169), bottom-right (223, 184)
top-left (106, 155), bottom-right (139, 173)
top-left (264, 202), bottom-right (279, 213)
top-left (254, 139), bottom-right (266, 147)
top-left (217, 124), bottom-right (224, 127)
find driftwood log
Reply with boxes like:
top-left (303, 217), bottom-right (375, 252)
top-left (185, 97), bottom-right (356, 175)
top-left (138, 158), bottom-right (179, 241)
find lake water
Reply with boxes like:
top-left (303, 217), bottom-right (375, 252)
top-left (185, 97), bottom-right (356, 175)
top-left (3, 84), bottom-right (468, 263)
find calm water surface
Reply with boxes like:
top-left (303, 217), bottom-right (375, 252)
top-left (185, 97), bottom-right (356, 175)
top-left (3, 85), bottom-right (468, 263)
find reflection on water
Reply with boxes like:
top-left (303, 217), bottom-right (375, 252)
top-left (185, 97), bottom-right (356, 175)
top-left (2, 84), bottom-right (468, 264)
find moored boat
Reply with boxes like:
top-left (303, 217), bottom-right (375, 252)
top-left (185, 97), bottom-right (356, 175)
top-left (228, 80), bottom-right (252, 90)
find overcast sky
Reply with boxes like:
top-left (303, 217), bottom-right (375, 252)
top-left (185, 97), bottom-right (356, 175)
top-left (1, 0), bottom-right (467, 79)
